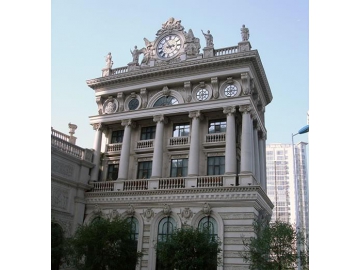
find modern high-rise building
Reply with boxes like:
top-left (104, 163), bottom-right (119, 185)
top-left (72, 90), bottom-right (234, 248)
top-left (84, 18), bottom-right (274, 269)
top-left (266, 142), bottom-right (309, 240)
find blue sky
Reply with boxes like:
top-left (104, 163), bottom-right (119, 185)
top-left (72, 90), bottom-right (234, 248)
top-left (51, 0), bottom-right (309, 148)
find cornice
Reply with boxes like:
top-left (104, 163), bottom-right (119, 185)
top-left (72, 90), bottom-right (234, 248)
top-left (86, 50), bottom-right (272, 105)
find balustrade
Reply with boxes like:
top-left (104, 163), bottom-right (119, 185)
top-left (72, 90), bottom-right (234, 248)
top-left (51, 135), bottom-right (83, 159)
top-left (123, 180), bottom-right (148, 191)
top-left (169, 136), bottom-right (189, 146)
top-left (91, 181), bottom-right (115, 192)
top-left (197, 176), bottom-right (223, 187)
top-left (111, 66), bottom-right (128, 75)
top-left (214, 46), bottom-right (238, 56)
top-left (205, 133), bottom-right (226, 143)
top-left (136, 139), bottom-right (154, 149)
top-left (106, 143), bottom-right (122, 152)
top-left (159, 177), bottom-right (185, 189)
top-left (51, 127), bottom-right (70, 142)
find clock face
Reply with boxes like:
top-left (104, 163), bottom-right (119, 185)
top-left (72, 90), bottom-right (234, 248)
top-left (157, 34), bottom-right (181, 58)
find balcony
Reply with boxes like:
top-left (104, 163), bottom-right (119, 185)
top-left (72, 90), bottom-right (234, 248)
top-left (203, 133), bottom-right (226, 148)
top-left (135, 139), bottom-right (154, 153)
top-left (167, 136), bottom-right (190, 150)
top-left (105, 143), bottom-right (122, 156)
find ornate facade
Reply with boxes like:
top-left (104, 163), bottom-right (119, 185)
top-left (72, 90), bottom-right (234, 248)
top-left (85, 18), bottom-right (273, 270)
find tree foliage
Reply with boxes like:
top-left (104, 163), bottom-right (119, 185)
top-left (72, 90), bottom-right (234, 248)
top-left (64, 217), bottom-right (142, 270)
top-left (51, 222), bottom-right (65, 270)
top-left (155, 226), bottom-right (222, 270)
top-left (241, 219), bottom-right (309, 270)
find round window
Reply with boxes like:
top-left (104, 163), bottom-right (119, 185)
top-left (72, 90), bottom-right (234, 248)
top-left (196, 88), bottom-right (209, 101)
top-left (224, 85), bottom-right (237, 97)
top-left (129, 98), bottom-right (139, 110)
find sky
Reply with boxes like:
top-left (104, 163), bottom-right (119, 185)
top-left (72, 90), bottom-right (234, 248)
top-left (51, 0), bottom-right (309, 148)
top-left (3, 0), bottom-right (360, 269)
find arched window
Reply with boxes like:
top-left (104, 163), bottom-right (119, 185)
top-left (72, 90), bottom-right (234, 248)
top-left (198, 216), bottom-right (218, 239)
top-left (127, 216), bottom-right (139, 241)
top-left (154, 96), bottom-right (179, 107)
top-left (157, 216), bottom-right (176, 242)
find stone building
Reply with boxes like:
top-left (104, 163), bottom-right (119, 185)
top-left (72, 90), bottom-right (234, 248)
top-left (51, 124), bottom-right (94, 237)
top-left (84, 18), bottom-right (273, 269)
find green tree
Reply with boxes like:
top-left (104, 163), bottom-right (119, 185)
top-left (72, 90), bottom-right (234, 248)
top-left (51, 222), bottom-right (65, 270)
top-left (65, 217), bottom-right (142, 270)
top-left (155, 226), bottom-right (222, 270)
top-left (241, 219), bottom-right (309, 270)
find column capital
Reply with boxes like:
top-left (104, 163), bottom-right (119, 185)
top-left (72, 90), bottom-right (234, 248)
top-left (239, 104), bottom-right (253, 113)
top-left (92, 123), bottom-right (103, 131)
top-left (189, 110), bottom-right (203, 120)
top-left (223, 106), bottom-right (236, 116)
top-left (153, 114), bottom-right (168, 124)
top-left (121, 119), bottom-right (136, 128)
top-left (259, 131), bottom-right (267, 140)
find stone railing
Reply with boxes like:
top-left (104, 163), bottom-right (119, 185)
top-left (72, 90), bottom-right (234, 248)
top-left (123, 180), bottom-right (149, 191)
top-left (214, 46), bottom-right (238, 56)
top-left (106, 143), bottom-right (122, 152)
top-left (91, 181), bottom-right (116, 192)
top-left (111, 66), bottom-right (128, 75)
top-left (197, 176), bottom-right (223, 187)
top-left (51, 127), bottom-right (70, 142)
top-left (136, 139), bottom-right (154, 149)
top-left (169, 136), bottom-right (190, 146)
top-left (159, 177), bottom-right (185, 189)
top-left (205, 133), bottom-right (226, 143)
top-left (51, 135), bottom-right (93, 162)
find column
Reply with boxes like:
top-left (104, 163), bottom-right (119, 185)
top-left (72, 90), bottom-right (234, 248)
top-left (90, 123), bottom-right (103, 181)
top-left (258, 131), bottom-right (267, 192)
top-left (253, 121), bottom-right (261, 183)
top-left (118, 119), bottom-right (135, 180)
top-left (223, 106), bottom-right (237, 174)
top-left (239, 105), bottom-right (254, 173)
top-left (151, 115), bottom-right (167, 178)
top-left (188, 111), bottom-right (202, 176)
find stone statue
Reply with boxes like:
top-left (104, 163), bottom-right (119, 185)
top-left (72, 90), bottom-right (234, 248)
top-left (241, 24), bottom-right (250, 41)
top-left (105, 52), bottom-right (113, 69)
top-left (201, 30), bottom-right (213, 47)
top-left (130, 46), bottom-right (140, 64)
top-left (141, 38), bottom-right (154, 65)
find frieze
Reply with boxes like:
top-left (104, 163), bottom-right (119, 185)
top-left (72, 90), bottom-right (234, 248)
top-left (51, 186), bottom-right (69, 211)
top-left (224, 237), bottom-right (251, 245)
top-left (219, 212), bottom-right (255, 220)
top-left (52, 159), bottom-right (74, 178)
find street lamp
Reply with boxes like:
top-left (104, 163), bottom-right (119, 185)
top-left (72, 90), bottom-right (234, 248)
top-left (292, 124), bottom-right (309, 270)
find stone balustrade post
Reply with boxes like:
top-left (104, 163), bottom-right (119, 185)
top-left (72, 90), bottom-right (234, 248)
top-left (188, 111), bottom-right (202, 176)
top-left (118, 119), bottom-right (136, 180)
top-left (90, 123), bottom-right (103, 181)
top-left (151, 115), bottom-right (167, 178)
top-left (223, 106), bottom-right (237, 174)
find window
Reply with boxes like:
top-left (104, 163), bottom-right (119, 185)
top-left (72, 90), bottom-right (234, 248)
top-left (208, 119), bottom-right (226, 133)
top-left (224, 85), bottom-right (238, 97)
top-left (157, 217), bottom-right (177, 270)
top-left (207, 156), bottom-right (225, 175)
top-left (129, 98), bottom-right (139, 110)
top-left (127, 217), bottom-right (139, 241)
top-left (154, 96), bottom-right (179, 107)
top-left (111, 130), bottom-right (124, 143)
top-left (196, 88), bottom-right (209, 101)
top-left (170, 159), bottom-right (188, 177)
top-left (137, 161), bottom-right (152, 179)
top-left (141, 126), bottom-right (156, 140)
top-left (198, 216), bottom-right (218, 239)
top-left (173, 123), bottom-right (190, 137)
top-left (107, 164), bottom-right (119, 180)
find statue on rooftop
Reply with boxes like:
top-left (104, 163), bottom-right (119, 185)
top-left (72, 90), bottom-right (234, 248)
top-left (201, 30), bottom-right (213, 47)
top-left (130, 45), bottom-right (141, 64)
top-left (241, 24), bottom-right (250, 41)
top-left (141, 38), bottom-right (154, 65)
top-left (105, 52), bottom-right (113, 69)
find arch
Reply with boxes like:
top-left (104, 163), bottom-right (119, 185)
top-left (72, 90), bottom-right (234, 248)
top-left (147, 89), bottom-right (185, 108)
top-left (148, 210), bottom-right (182, 270)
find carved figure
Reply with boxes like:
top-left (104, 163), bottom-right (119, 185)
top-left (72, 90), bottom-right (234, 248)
top-left (203, 202), bottom-right (211, 216)
top-left (163, 204), bottom-right (171, 216)
top-left (241, 24), bottom-right (250, 41)
top-left (201, 30), bottom-right (213, 47)
top-left (141, 38), bottom-right (154, 65)
top-left (105, 52), bottom-right (113, 68)
top-left (130, 46), bottom-right (141, 64)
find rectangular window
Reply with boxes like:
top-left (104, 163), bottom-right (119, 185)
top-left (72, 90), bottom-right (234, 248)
top-left (111, 130), bottom-right (124, 143)
top-left (141, 126), bottom-right (156, 140)
top-left (173, 123), bottom-right (190, 137)
top-left (170, 159), bottom-right (188, 177)
top-left (107, 164), bottom-right (119, 180)
top-left (137, 161), bottom-right (152, 179)
top-left (207, 156), bottom-right (225, 175)
top-left (208, 119), bottom-right (226, 134)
